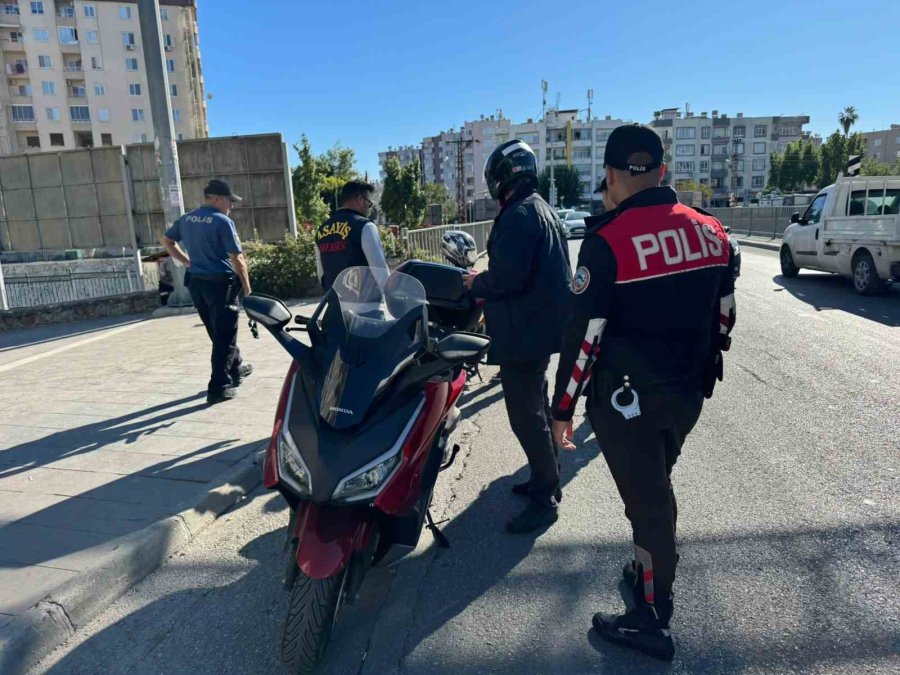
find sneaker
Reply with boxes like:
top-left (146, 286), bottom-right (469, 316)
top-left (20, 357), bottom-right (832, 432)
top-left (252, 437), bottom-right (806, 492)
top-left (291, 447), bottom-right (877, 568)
top-left (505, 501), bottom-right (558, 534)
top-left (511, 480), bottom-right (563, 503)
top-left (230, 363), bottom-right (253, 386)
top-left (592, 605), bottom-right (674, 661)
top-left (207, 386), bottom-right (238, 405)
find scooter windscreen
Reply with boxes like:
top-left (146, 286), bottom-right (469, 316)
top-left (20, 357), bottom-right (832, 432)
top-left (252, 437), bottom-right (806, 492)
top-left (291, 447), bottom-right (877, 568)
top-left (319, 267), bottom-right (427, 429)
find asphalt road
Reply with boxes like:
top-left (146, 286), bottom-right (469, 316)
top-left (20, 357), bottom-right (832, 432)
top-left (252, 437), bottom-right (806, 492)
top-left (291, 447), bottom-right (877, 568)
top-left (32, 244), bottom-right (900, 675)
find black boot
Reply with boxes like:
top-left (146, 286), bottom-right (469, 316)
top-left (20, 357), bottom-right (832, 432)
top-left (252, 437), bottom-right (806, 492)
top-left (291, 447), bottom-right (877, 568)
top-left (511, 480), bottom-right (563, 502)
top-left (623, 554), bottom-right (680, 586)
top-left (505, 500), bottom-right (558, 534)
top-left (230, 363), bottom-right (253, 386)
top-left (592, 602), bottom-right (674, 661)
top-left (207, 386), bottom-right (238, 405)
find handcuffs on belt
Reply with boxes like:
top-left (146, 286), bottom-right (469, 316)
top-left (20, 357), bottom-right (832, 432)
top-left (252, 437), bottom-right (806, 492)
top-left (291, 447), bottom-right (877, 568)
top-left (610, 375), bottom-right (642, 419)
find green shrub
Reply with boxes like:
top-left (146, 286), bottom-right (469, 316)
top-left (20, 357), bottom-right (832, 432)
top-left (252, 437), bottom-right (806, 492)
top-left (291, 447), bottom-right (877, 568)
top-left (244, 228), bottom-right (320, 299)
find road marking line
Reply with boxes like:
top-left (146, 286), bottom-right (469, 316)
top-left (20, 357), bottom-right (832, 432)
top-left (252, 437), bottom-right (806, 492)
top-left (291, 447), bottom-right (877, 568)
top-left (0, 321), bottom-right (148, 374)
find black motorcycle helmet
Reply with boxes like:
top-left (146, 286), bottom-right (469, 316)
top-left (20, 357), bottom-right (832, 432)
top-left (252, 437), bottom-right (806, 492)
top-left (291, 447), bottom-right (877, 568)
top-left (484, 139), bottom-right (538, 200)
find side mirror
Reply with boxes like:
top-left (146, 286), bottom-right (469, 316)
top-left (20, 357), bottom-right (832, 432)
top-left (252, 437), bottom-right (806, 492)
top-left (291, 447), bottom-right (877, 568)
top-left (437, 332), bottom-right (490, 365)
top-left (790, 212), bottom-right (800, 224)
top-left (723, 225), bottom-right (732, 234)
top-left (244, 294), bottom-right (292, 329)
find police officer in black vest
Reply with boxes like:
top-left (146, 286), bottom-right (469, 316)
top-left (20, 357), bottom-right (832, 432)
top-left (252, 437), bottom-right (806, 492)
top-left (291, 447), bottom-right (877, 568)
top-left (315, 180), bottom-right (389, 291)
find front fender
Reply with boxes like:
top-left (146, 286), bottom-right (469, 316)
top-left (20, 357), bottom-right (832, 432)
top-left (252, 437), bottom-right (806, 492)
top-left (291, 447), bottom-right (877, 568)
top-left (293, 502), bottom-right (375, 580)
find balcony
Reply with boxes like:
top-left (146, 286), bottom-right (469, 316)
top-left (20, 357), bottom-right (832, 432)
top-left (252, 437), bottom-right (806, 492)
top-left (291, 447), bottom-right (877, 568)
top-left (0, 8), bottom-right (20, 28)
top-left (63, 63), bottom-right (83, 73)
top-left (711, 168), bottom-right (728, 179)
top-left (4, 62), bottom-right (27, 75)
top-left (1, 35), bottom-right (24, 51)
top-left (67, 88), bottom-right (87, 99)
top-left (59, 41), bottom-right (81, 54)
top-left (56, 6), bottom-right (77, 25)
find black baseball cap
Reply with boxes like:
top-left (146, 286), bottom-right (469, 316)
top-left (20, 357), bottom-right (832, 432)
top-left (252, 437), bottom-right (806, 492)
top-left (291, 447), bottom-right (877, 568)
top-left (604, 124), bottom-right (665, 175)
top-left (203, 179), bottom-right (242, 202)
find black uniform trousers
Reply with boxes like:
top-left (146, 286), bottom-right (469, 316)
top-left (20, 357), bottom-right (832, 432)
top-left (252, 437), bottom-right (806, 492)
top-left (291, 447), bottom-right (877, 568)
top-left (500, 358), bottom-right (560, 506)
top-left (586, 373), bottom-right (703, 619)
top-left (189, 275), bottom-right (243, 392)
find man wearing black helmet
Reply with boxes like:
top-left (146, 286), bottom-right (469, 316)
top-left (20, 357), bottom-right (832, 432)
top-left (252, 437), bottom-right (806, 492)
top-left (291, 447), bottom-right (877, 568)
top-left (463, 139), bottom-right (572, 534)
top-left (550, 124), bottom-right (737, 660)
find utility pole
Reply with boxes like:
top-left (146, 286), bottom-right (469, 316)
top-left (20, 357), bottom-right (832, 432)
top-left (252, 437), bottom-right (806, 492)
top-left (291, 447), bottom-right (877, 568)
top-left (548, 109), bottom-right (558, 208)
top-left (138, 0), bottom-right (188, 305)
top-left (730, 136), bottom-right (740, 206)
top-left (541, 80), bottom-right (548, 122)
top-left (587, 89), bottom-right (593, 122)
top-left (447, 130), bottom-right (477, 223)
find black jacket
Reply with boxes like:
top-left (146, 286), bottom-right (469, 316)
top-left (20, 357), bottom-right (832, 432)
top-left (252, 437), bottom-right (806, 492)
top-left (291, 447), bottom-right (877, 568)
top-left (551, 187), bottom-right (737, 421)
top-left (470, 187), bottom-right (572, 365)
top-left (316, 208), bottom-right (370, 290)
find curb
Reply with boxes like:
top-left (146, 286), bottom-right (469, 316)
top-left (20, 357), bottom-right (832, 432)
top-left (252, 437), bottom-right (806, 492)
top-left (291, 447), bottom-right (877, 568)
top-left (736, 237), bottom-right (781, 252)
top-left (0, 448), bottom-right (266, 675)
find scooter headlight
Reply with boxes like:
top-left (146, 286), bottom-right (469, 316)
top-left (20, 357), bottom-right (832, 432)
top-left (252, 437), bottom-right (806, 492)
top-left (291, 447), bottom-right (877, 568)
top-left (278, 428), bottom-right (312, 498)
top-left (332, 451), bottom-right (401, 502)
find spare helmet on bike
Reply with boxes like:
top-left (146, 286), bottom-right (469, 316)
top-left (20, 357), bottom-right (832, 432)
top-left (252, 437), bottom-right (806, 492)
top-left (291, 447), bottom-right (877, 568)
top-left (483, 139), bottom-right (538, 201)
top-left (441, 230), bottom-right (477, 268)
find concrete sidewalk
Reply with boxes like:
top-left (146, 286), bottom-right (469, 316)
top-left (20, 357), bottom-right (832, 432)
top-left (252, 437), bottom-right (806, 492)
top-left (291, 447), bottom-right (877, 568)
top-left (0, 301), bottom-right (316, 629)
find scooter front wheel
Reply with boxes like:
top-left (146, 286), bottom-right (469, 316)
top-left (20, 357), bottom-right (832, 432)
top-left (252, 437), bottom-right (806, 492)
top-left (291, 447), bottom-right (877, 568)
top-left (281, 566), bottom-right (349, 675)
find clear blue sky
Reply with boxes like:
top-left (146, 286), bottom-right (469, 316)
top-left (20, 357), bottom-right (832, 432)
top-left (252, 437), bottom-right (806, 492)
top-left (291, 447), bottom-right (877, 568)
top-left (198, 0), bottom-right (900, 178)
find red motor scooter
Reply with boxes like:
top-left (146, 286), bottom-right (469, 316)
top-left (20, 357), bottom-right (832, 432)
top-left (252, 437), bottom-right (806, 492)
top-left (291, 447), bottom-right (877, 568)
top-left (244, 263), bottom-right (489, 674)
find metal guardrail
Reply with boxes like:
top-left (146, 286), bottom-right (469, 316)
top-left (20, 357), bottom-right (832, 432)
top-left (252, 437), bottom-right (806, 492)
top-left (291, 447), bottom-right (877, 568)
top-left (3, 269), bottom-right (143, 309)
top-left (405, 221), bottom-right (493, 262)
top-left (706, 206), bottom-right (798, 239)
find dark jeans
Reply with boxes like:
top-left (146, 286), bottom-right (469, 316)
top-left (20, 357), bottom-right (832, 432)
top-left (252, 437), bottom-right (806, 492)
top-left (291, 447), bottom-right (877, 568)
top-left (500, 358), bottom-right (560, 506)
top-left (586, 373), bottom-right (703, 614)
top-left (189, 276), bottom-right (242, 392)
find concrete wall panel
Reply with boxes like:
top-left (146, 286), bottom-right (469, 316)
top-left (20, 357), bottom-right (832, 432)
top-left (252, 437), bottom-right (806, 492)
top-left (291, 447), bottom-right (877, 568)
top-left (0, 157), bottom-right (31, 190)
top-left (60, 151), bottom-right (95, 186)
top-left (209, 140), bottom-right (247, 174)
top-left (37, 219), bottom-right (72, 249)
top-left (7, 221), bottom-right (41, 250)
top-left (69, 217), bottom-right (104, 248)
top-left (33, 187), bottom-right (67, 220)
top-left (96, 182), bottom-right (128, 216)
top-left (246, 136), bottom-right (284, 172)
top-left (4, 190), bottom-right (37, 220)
top-left (100, 216), bottom-right (133, 247)
top-left (64, 185), bottom-right (100, 218)
top-left (92, 148), bottom-right (124, 183)
top-left (28, 154), bottom-right (63, 188)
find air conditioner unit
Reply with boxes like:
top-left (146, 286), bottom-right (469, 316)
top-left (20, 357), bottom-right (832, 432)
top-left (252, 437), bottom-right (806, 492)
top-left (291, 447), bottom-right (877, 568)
top-left (125, 44), bottom-right (135, 51)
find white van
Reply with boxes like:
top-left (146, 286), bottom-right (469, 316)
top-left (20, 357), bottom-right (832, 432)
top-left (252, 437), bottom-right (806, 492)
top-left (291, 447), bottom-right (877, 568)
top-left (780, 175), bottom-right (900, 294)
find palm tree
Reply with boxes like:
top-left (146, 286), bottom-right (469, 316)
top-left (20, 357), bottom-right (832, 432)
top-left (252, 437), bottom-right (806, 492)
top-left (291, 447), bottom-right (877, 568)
top-left (838, 106), bottom-right (859, 137)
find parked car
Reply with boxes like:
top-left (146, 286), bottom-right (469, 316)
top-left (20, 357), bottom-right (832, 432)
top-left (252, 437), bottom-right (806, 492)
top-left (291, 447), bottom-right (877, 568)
top-left (779, 175), bottom-right (900, 294)
top-left (560, 210), bottom-right (591, 238)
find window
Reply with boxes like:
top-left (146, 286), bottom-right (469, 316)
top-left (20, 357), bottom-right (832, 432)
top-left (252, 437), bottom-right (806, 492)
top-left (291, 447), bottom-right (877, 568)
top-left (734, 160), bottom-right (745, 172)
top-left (573, 147), bottom-right (591, 159)
top-left (50, 132), bottom-right (64, 146)
top-left (69, 105), bottom-right (90, 122)
top-left (711, 178), bottom-right (724, 189)
top-left (129, 83), bottom-right (141, 95)
top-left (84, 4), bottom-right (95, 17)
top-left (676, 144), bottom-right (695, 156)
top-left (894, 136), bottom-right (900, 145)
top-left (700, 144), bottom-right (710, 156)
top-left (753, 142), bottom-right (767, 155)
top-left (41, 81), bottom-right (55, 95)
top-left (101, 132), bottom-right (112, 146)
top-left (674, 161), bottom-right (694, 173)
top-left (166, 59), bottom-right (175, 72)
top-left (714, 145), bottom-right (729, 156)
top-left (11, 104), bottom-right (36, 121)
top-left (57, 5), bottom-right (74, 18)
top-left (803, 194), bottom-right (827, 223)
top-left (9, 29), bottom-right (21, 43)
top-left (91, 56), bottom-right (101, 70)
top-left (848, 188), bottom-right (900, 216)
top-left (3, 4), bottom-right (20, 15)
top-left (734, 176), bottom-right (744, 188)
top-left (125, 58), bottom-right (138, 71)
top-left (46, 106), bottom-right (60, 120)
top-left (64, 58), bottom-right (82, 72)
top-left (119, 6), bottom-right (132, 19)
top-left (873, 138), bottom-right (883, 147)
top-left (122, 32), bottom-right (135, 47)
top-left (94, 83), bottom-right (106, 95)
top-left (170, 84), bottom-right (178, 96)
top-left (58, 27), bottom-right (78, 44)
top-left (26, 135), bottom-right (40, 148)
top-left (163, 34), bottom-right (172, 48)
top-left (752, 158), bottom-right (766, 171)
top-left (700, 161), bottom-right (710, 173)
top-left (98, 108), bottom-right (109, 122)
top-left (30, 2), bottom-right (44, 15)
top-left (712, 161), bottom-right (725, 171)
top-left (676, 127), bottom-right (696, 139)
top-left (33, 28), bottom-right (49, 42)
top-left (701, 127), bottom-right (711, 139)
top-left (713, 127), bottom-right (727, 138)
top-left (734, 142), bottom-right (745, 155)
top-left (595, 130), bottom-right (612, 143)
top-left (160, 7), bottom-right (169, 20)
top-left (38, 55), bottom-right (52, 68)
top-left (87, 30), bottom-right (98, 44)
top-left (754, 125), bottom-right (768, 138)
top-left (16, 83), bottom-right (32, 96)
top-left (733, 125), bottom-right (745, 138)
top-left (139, 133), bottom-right (148, 142)
top-left (131, 108), bottom-right (144, 121)
top-left (752, 176), bottom-right (765, 189)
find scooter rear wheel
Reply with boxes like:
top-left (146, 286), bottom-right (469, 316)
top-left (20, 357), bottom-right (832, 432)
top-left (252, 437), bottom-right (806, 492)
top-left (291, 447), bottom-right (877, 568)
top-left (281, 566), bottom-right (348, 675)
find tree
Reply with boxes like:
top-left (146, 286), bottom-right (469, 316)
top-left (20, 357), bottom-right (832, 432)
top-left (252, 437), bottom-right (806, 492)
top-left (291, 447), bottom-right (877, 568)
top-left (838, 106), bottom-right (859, 137)
top-left (291, 135), bottom-right (329, 227)
top-left (818, 131), bottom-right (866, 188)
top-left (800, 141), bottom-right (820, 187)
top-left (673, 179), bottom-right (713, 203)
top-left (767, 151), bottom-right (783, 191)
top-left (538, 165), bottom-right (582, 208)
top-left (316, 144), bottom-right (357, 213)
top-left (421, 182), bottom-right (457, 223)
top-left (380, 157), bottom-right (426, 228)
top-left (860, 156), bottom-right (900, 176)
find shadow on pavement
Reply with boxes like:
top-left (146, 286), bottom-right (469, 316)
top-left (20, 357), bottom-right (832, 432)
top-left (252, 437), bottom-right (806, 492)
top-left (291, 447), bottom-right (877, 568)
top-left (0, 315), bottom-right (148, 353)
top-left (772, 273), bottom-right (900, 327)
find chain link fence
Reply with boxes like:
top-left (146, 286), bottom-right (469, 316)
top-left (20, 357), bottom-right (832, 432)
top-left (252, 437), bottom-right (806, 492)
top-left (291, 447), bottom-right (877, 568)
top-left (405, 221), bottom-right (493, 262)
top-left (706, 207), bottom-right (799, 239)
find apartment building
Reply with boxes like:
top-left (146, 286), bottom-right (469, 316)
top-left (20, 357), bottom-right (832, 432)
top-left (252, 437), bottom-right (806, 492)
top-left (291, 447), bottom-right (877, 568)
top-left (0, 0), bottom-right (208, 155)
top-left (650, 108), bottom-right (810, 204)
top-left (861, 124), bottom-right (900, 165)
top-left (377, 144), bottom-right (421, 181)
